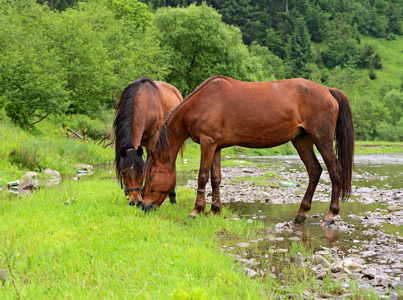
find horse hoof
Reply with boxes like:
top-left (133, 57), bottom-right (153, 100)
top-left (170, 198), bottom-right (177, 204)
top-left (142, 203), bottom-right (155, 213)
top-left (320, 218), bottom-right (334, 227)
top-left (294, 215), bottom-right (306, 224)
top-left (189, 209), bottom-right (200, 218)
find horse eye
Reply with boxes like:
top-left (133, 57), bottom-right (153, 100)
top-left (121, 171), bottom-right (126, 177)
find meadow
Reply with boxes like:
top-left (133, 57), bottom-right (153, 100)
top-left (1, 117), bottom-right (402, 298)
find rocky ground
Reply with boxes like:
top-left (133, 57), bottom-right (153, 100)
top-left (186, 163), bottom-right (403, 299)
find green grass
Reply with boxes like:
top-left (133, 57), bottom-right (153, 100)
top-left (360, 35), bottom-right (403, 90)
top-left (231, 172), bottom-right (282, 188)
top-left (355, 140), bottom-right (403, 153)
top-left (0, 174), bottom-right (384, 299)
top-left (0, 120), bottom-right (114, 186)
top-left (0, 177), bottom-right (266, 298)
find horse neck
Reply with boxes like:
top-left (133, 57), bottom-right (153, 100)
top-left (165, 117), bottom-right (189, 169)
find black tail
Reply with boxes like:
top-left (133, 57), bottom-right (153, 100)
top-left (329, 88), bottom-right (355, 201)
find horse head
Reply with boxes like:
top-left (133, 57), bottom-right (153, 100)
top-left (119, 145), bottom-right (145, 205)
top-left (142, 150), bottom-right (176, 212)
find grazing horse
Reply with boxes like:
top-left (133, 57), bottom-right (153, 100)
top-left (142, 76), bottom-right (354, 226)
top-left (114, 78), bottom-right (182, 205)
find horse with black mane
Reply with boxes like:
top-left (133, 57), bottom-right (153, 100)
top-left (142, 76), bottom-right (354, 226)
top-left (114, 78), bottom-right (182, 205)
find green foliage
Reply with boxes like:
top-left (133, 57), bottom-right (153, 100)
top-left (248, 42), bottom-right (285, 80)
top-left (150, 3), bottom-right (264, 94)
top-left (0, 0), bottom-right (69, 127)
top-left (286, 18), bottom-right (313, 78)
top-left (0, 0), bottom-right (169, 126)
top-left (105, 0), bottom-right (152, 29)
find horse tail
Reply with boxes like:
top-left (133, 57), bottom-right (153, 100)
top-left (329, 88), bottom-right (355, 201)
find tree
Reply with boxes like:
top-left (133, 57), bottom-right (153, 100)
top-left (0, 0), bottom-right (69, 127)
top-left (105, 0), bottom-right (152, 30)
top-left (150, 3), bottom-right (264, 94)
top-left (286, 18), bottom-right (312, 78)
top-left (248, 42), bottom-right (285, 80)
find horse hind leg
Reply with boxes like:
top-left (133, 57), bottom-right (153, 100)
top-left (292, 133), bottom-right (322, 224)
top-left (314, 138), bottom-right (342, 227)
top-left (209, 148), bottom-right (222, 215)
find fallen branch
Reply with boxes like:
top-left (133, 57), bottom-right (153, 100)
top-left (60, 126), bottom-right (70, 139)
top-left (98, 132), bottom-right (111, 146)
top-left (66, 127), bottom-right (83, 140)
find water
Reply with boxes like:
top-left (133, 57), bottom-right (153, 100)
top-left (234, 153), bottom-right (403, 189)
top-left (223, 153), bottom-right (403, 269)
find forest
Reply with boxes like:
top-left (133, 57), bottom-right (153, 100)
top-left (0, 0), bottom-right (402, 141)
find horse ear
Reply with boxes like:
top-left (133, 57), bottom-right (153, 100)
top-left (120, 147), bottom-right (127, 158)
top-left (137, 146), bottom-right (143, 157)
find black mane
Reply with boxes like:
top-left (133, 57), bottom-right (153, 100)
top-left (113, 78), bottom-right (157, 182)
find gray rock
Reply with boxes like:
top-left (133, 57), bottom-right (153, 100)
top-left (244, 267), bottom-right (257, 278)
top-left (313, 255), bottom-right (330, 267)
top-left (76, 164), bottom-right (94, 171)
top-left (18, 178), bottom-right (37, 191)
top-left (343, 260), bottom-right (363, 271)
top-left (388, 205), bottom-right (403, 212)
top-left (316, 271), bottom-right (327, 279)
top-left (236, 242), bottom-right (250, 247)
top-left (291, 252), bottom-right (307, 263)
top-left (362, 268), bottom-right (377, 279)
top-left (43, 168), bottom-right (61, 179)
top-left (23, 172), bottom-right (38, 179)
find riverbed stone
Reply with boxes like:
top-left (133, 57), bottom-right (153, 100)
top-left (396, 236), bottom-right (403, 242)
top-left (313, 255), bottom-right (330, 267)
top-left (362, 268), bottom-right (377, 279)
top-left (291, 252), bottom-right (307, 263)
top-left (244, 267), bottom-right (257, 278)
top-left (388, 205), bottom-right (403, 212)
top-left (316, 271), bottom-right (327, 279)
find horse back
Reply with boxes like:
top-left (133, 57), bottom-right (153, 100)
top-left (179, 77), bottom-right (339, 148)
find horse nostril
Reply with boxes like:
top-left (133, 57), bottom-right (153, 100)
top-left (129, 201), bottom-right (136, 206)
top-left (142, 203), bottom-right (155, 213)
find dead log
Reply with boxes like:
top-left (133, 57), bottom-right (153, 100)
top-left (66, 127), bottom-right (83, 140)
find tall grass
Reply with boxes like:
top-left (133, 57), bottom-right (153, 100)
top-left (0, 120), bottom-right (114, 185)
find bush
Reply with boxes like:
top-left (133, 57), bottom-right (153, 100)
top-left (376, 119), bottom-right (403, 142)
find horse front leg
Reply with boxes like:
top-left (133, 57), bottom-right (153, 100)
top-left (189, 137), bottom-right (217, 218)
top-left (210, 148), bottom-right (222, 215)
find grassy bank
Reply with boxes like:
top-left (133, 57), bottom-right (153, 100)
top-left (1, 116), bottom-right (402, 187)
top-left (0, 172), bottom-right (384, 299)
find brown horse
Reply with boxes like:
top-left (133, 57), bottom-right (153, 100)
top-left (142, 76), bottom-right (354, 226)
top-left (114, 78), bottom-right (182, 205)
